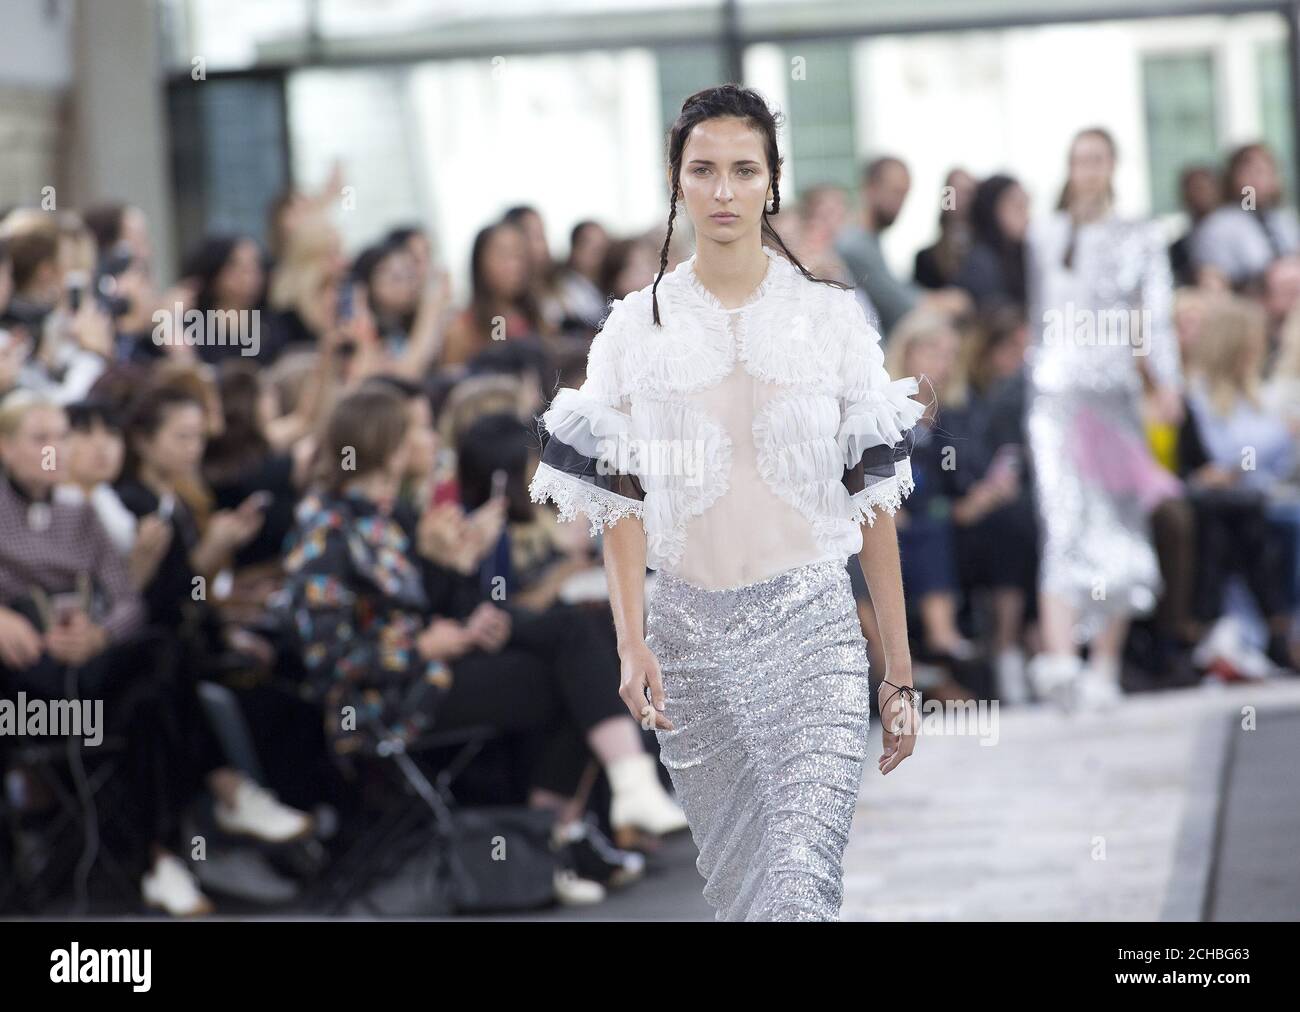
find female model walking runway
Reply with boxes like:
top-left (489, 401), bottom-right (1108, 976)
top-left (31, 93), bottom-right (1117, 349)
top-left (529, 85), bottom-right (925, 920)
top-left (1024, 127), bottom-right (1184, 711)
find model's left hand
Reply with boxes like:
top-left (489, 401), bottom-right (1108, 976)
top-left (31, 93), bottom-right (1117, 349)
top-left (877, 674), bottom-right (918, 774)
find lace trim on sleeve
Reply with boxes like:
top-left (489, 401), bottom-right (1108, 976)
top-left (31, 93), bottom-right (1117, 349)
top-left (847, 458), bottom-right (916, 527)
top-left (528, 461), bottom-right (645, 536)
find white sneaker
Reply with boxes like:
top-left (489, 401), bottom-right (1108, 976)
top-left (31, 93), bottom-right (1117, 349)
top-left (1076, 658), bottom-right (1123, 711)
top-left (1027, 653), bottom-right (1083, 712)
top-left (995, 647), bottom-right (1031, 705)
top-left (553, 868), bottom-right (606, 905)
top-left (214, 779), bottom-right (314, 843)
top-left (1076, 671), bottom-right (1123, 710)
top-left (142, 853), bottom-right (214, 917)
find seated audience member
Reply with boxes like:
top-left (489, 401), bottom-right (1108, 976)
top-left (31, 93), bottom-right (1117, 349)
top-left (914, 167), bottom-right (976, 290)
top-left (439, 221), bottom-right (554, 369)
top-left (1178, 295), bottom-right (1298, 673)
top-left (1190, 143), bottom-right (1300, 290)
top-left (0, 392), bottom-right (307, 915)
top-left (278, 387), bottom-right (681, 899)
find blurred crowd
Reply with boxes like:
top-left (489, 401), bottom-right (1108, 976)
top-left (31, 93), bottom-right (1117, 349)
top-left (0, 134), bottom-right (1297, 916)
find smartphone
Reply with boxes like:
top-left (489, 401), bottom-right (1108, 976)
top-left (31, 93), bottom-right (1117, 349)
top-left (336, 280), bottom-right (355, 323)
top-left (65, 271), bottom-right (88, 313)
top-left (490, 469), bottom-right (508, 500)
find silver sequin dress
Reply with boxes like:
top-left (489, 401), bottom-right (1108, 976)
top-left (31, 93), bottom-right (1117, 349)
top-left (1024, 211), bottom-right (1183, 641)
top-left (529, 247), bottom-right (925, 920)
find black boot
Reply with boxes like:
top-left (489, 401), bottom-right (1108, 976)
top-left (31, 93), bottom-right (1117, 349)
top-left (553, 812), bottom-right (646, 888)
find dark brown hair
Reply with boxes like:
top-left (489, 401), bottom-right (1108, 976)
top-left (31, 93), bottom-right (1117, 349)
top-left (313, 385), bottom-right (410, 493)
top-left (651, 83), bottom-right (850, 325)
top-left (1221, 142), bottom-right (1276, 205)
top-left (122, 384), bottom-right (206, 479)
top-left (203, 360), bottom-right (272, 487)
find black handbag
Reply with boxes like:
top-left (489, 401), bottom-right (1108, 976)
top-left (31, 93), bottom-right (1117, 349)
top-left (366, 804), bottom-right (560, 916)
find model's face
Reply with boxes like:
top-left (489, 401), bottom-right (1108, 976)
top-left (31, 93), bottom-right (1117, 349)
top-left (66, 421), bottom-right (124, 487)
top-left (1068, 134), bottom-right (1113, 206)
top-left (0, 407), bottom-right (67, 490)
top-left (678, 117), bottom-right (773, 246)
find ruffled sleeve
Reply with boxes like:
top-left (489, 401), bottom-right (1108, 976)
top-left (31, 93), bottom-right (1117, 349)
top-left (834, 291), bottom-right (927, 526)
top-left (528, 301), bottom-right (646, 535)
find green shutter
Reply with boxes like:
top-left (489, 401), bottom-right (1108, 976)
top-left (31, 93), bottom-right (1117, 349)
top-left (782, 40), bottom-right (858, 197)
top-left (1257, 39), bottom-right (1296, 204)
top-left (1142, 52), bottom-right (1219, 216)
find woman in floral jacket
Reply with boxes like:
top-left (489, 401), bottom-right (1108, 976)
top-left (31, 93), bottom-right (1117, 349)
top-left (279, 386), bottom-right (453, 753)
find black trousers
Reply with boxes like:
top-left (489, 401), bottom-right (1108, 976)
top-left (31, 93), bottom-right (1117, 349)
top-left (433, 602), bottom-right (628, 797)
top-left (1, 628), bottom-right (225, 879)
top-left (1189, 495), bottom-right (1292, 624)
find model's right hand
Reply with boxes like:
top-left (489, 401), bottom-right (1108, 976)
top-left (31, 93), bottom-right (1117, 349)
top-left (618, 641), bottom-right (674, 732)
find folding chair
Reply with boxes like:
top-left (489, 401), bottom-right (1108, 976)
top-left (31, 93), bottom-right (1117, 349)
top-left (0, 731), bottom-right (138, 914)
top-left (306, 720), bottom-right (502, 916)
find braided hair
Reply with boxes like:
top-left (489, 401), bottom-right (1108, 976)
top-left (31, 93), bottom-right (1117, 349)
top-left (651, 83), bottom-right (850, 325)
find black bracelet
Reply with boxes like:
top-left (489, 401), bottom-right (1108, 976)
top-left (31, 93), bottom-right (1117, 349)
top-left (880, 678), bottom-right (921, 712)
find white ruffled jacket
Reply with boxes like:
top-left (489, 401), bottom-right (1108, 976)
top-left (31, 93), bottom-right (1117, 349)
top-left (528, 246), bottom-right (927, 573)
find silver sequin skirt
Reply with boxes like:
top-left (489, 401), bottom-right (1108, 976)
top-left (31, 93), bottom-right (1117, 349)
top-left (1025, 385), bottom-right (1172, 641)
top-left (647, 557), bottom-right (872, 921)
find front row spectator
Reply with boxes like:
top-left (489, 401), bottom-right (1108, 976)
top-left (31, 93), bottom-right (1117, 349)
top-left (0, 392), bottom-right (309, 916)
top-left (276, 386), bottom-right (687, 903)
top-left (1177, 296), bottom-right (1298, 672)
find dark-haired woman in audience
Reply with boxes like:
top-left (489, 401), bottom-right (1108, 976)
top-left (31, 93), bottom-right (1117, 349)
top-left (180, 234), bottom-right (269, 365)
top-left (0, 392), bottom-right (306, 915)
top-left (955, 174), bottom-right (1030, 312)
top-left (440, 221), bottom-right (554, 368)
top-left (113, 384), bottom-right (314, 847)
top-left (555, 220), bottom-right (612, 333)
top-left (914, 167), bottom-right (976, 290)
top-left (281, 387), bottom-right (682, 902)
